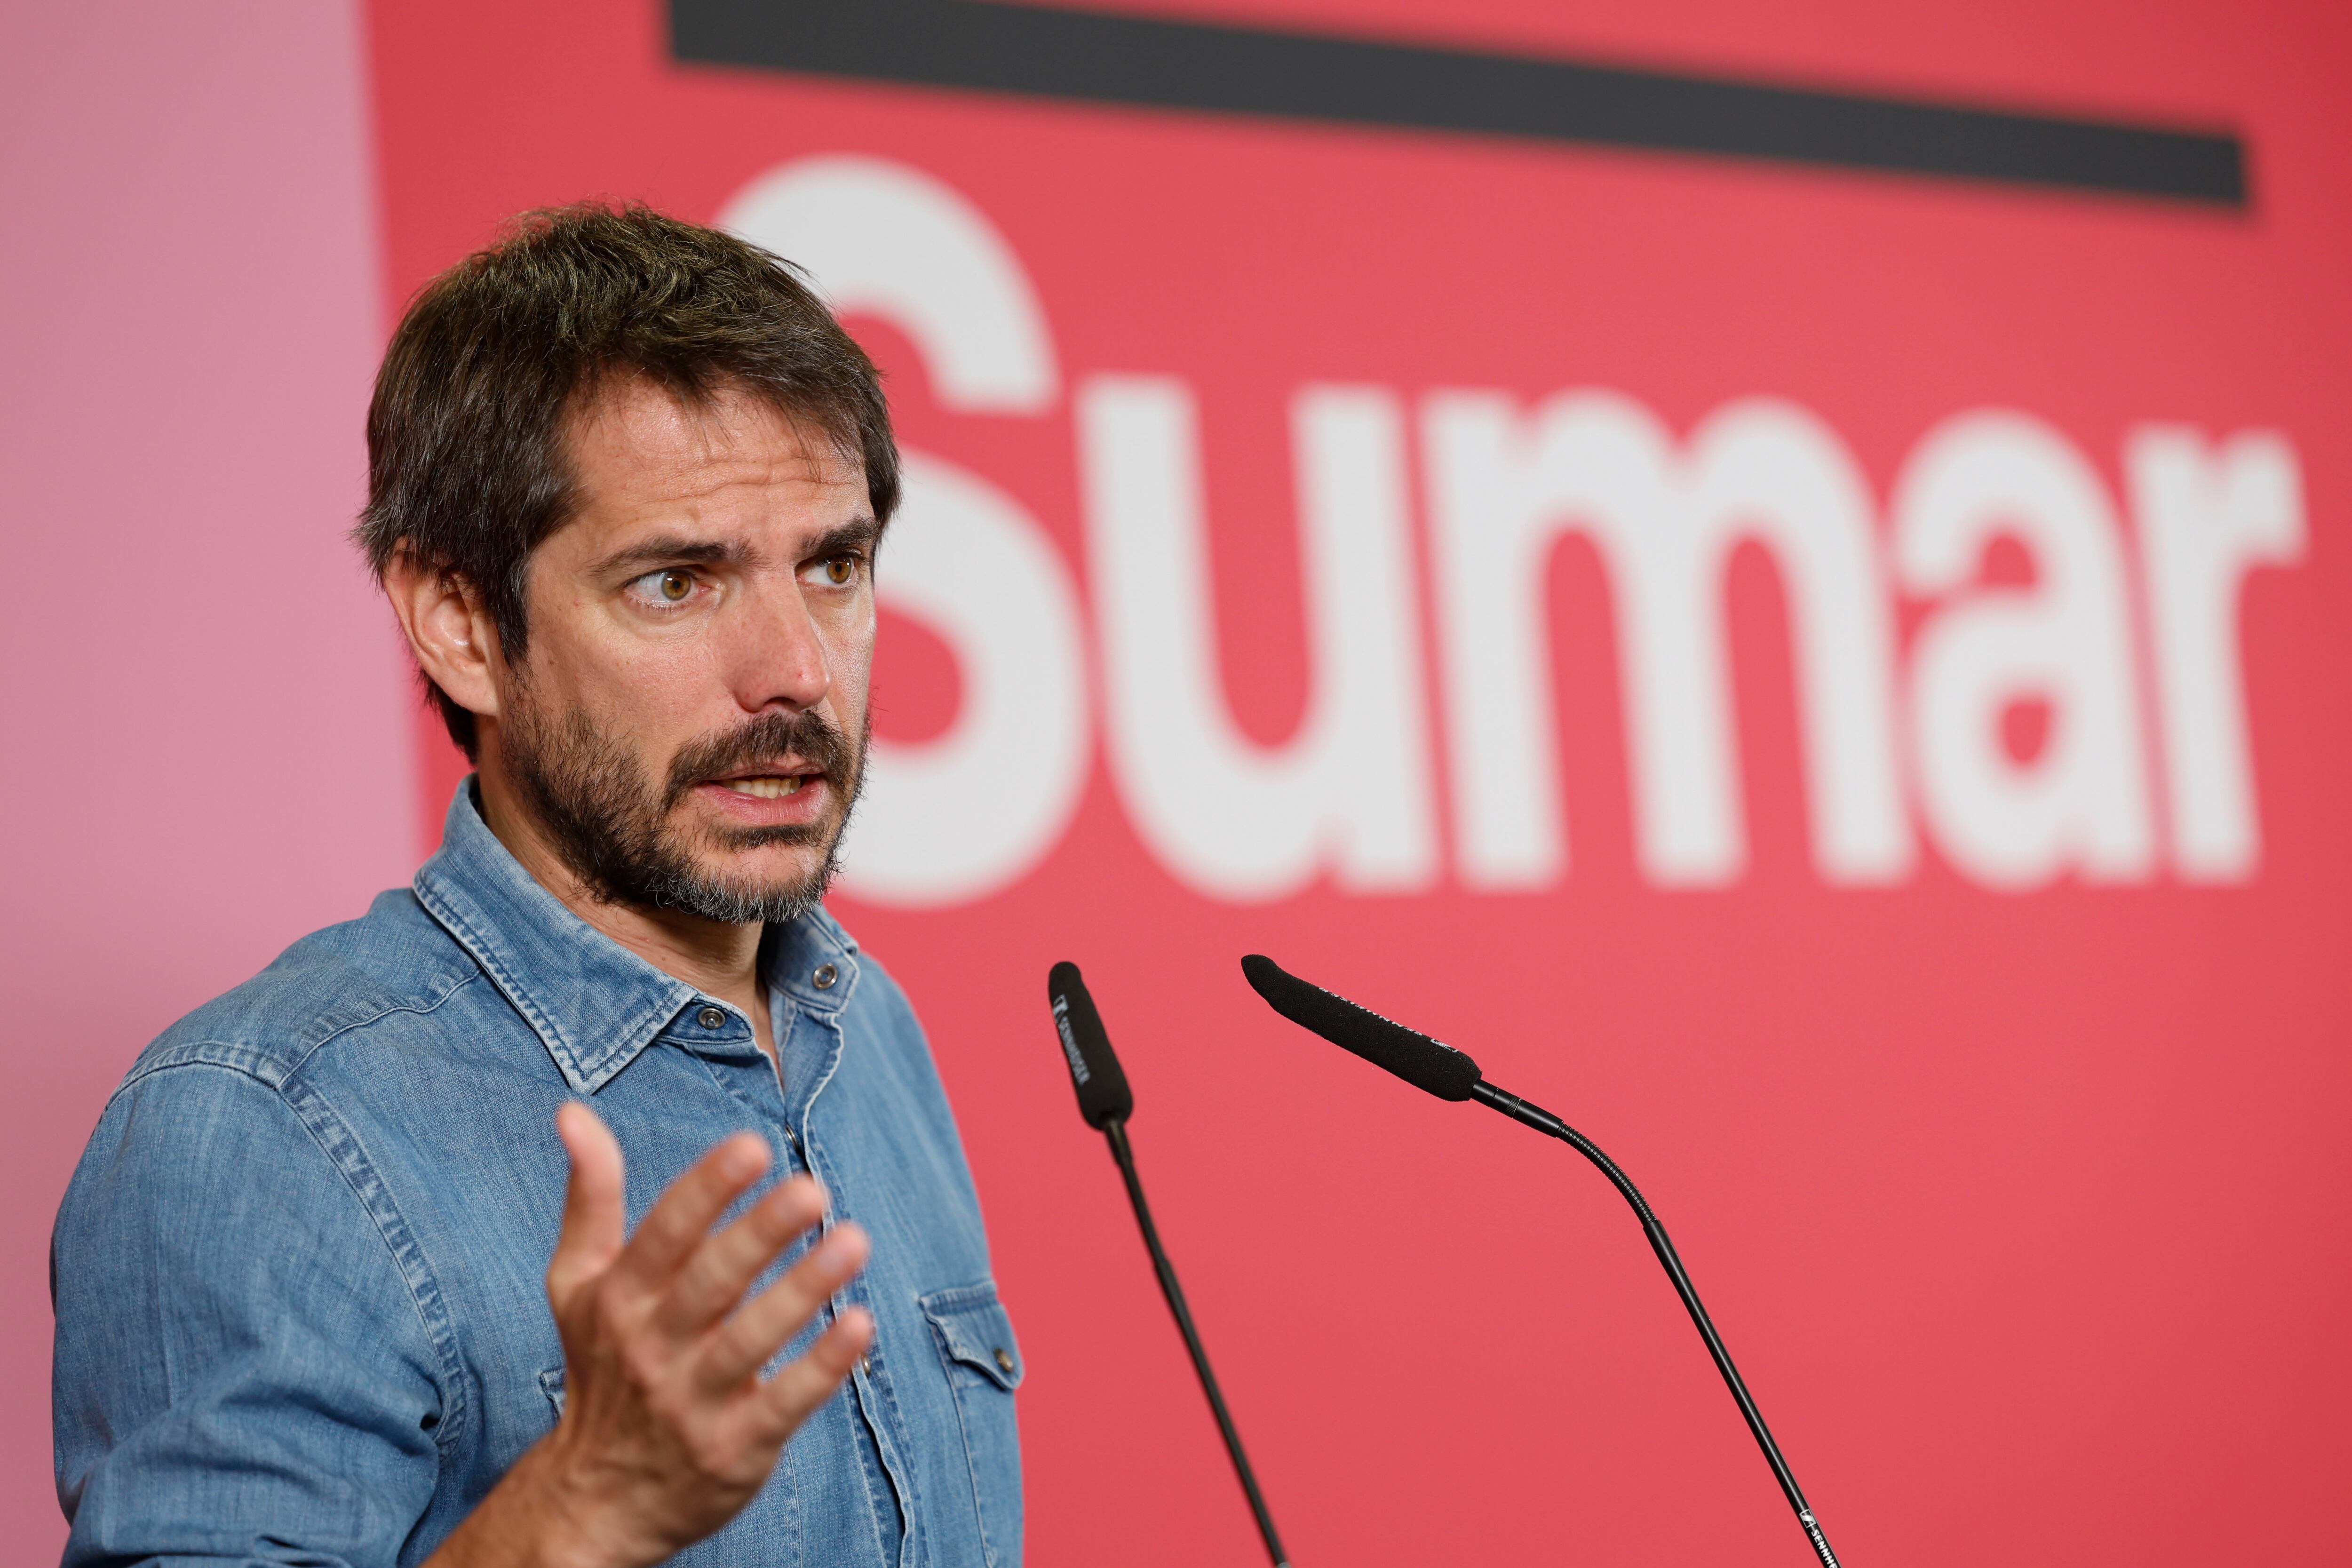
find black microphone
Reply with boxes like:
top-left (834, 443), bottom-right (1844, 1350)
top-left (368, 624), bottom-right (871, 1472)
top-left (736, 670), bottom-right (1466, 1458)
top-left (1050, 959), bottom-right (1133, 1128)
top-left (1240, 954), bottom-right (1844, 1568)
top-left (1047, 963), bottom-right (1292, 1568)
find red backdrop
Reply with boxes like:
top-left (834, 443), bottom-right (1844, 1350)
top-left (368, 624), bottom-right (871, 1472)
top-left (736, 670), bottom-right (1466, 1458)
top-left (384, 0), bottom-right (2352, 1561)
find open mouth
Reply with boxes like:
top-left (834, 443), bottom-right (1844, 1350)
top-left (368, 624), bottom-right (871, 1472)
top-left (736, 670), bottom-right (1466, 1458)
top-left (702, 758), bottom-right (828, 804)
top-left (721, 776), bottom-right (806, 800)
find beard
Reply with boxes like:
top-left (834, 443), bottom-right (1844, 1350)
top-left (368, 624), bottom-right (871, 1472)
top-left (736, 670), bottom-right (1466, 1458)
top-left (499, 692), bottom-right (866, 927)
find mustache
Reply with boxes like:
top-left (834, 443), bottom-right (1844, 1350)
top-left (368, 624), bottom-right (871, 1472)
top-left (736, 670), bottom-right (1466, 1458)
top-left (662, 708), bottom-right (857, 810)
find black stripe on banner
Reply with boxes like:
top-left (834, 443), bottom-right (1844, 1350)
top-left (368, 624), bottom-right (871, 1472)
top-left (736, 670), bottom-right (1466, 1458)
top-left (670, 0), bottom-right (2246, 207)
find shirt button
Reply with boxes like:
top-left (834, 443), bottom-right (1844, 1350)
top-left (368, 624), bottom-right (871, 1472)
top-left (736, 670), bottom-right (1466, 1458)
top-left (812, 963), bottom-right (839, 990)
top-left (993, 1347), bottom-right (1015, 1374)
top-left (696, 1006), bottom-right (726, 1028)
top-left (858, 1354), bottom-right (873, 1376)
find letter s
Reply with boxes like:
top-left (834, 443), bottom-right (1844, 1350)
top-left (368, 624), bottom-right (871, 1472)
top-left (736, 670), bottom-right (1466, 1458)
top-left (720, 155), bottom-right (1089, 906)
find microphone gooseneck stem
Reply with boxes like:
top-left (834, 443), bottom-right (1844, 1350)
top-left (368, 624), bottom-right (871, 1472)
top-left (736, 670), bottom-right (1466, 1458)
top-left (1102, 1119), bottom-right (1293, 1568)
top-left (1468, 1081), bottom-right (1843, 1568)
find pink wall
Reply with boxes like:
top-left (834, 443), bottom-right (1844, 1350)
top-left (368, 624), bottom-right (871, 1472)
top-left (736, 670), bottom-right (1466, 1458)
top-left (0, 0), bottom-right (410, 1548)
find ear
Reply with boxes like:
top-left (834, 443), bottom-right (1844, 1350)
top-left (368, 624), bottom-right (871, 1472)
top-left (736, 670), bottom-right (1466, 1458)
top-left (383, 550), bottom-right (503, 728)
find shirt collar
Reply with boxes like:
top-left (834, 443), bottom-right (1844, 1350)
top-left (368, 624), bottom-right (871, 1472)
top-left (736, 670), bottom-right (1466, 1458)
top-left (412, 780), bottom-right (862, 1094)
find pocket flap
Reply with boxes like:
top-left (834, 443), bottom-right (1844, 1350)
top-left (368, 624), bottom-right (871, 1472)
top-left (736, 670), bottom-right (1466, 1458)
top-left (920, 1281), bottom-right (1024, 1392)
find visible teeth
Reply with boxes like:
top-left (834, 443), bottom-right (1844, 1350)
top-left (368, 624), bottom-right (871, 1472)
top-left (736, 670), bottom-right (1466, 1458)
top-left (724, 777), bottom-right (803, 799)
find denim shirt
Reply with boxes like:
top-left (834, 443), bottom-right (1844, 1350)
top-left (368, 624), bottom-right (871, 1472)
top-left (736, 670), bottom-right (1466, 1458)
top-left (52, 785), bottom-right (1022, 1568)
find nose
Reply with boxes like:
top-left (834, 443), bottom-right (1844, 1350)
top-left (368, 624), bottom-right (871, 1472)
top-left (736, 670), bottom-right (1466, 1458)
top-left (723, 573), bottom-right (832, 715)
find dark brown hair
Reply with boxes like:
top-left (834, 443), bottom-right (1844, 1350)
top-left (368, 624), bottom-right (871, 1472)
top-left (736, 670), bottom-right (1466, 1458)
top-left (357, 202), bottom-right (898, 756)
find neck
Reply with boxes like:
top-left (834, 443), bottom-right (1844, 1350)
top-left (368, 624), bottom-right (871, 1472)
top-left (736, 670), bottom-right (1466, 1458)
top-left (471, 757), bottom-right (774, 1045)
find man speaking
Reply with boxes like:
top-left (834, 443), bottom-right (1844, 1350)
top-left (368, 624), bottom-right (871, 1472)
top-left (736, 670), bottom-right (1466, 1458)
top-left (51, 206), bottom-right (1022, 1567)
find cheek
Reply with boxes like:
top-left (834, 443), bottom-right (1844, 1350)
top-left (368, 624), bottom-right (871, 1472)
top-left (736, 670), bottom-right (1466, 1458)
top-left (824, 607), bottom-right (879, 720)
top-left (532, 622), bottom-right (710, 733)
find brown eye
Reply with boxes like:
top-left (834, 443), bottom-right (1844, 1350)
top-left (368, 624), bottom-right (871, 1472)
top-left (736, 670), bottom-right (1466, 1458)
top-left (660, 570), bottom-right (692, 601)
top-left (826, 556), bottom-right (855, 585)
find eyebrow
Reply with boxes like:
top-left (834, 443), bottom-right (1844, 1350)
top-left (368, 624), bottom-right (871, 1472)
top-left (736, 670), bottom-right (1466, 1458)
top-left (587, 516), bottom-right (882, 579)
top-left (588, 534), bottom-right (747, 578)
top-left (803, 516), bottom-right (885, 563)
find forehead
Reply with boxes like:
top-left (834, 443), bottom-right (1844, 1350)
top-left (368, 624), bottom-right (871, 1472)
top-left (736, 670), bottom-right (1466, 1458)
top-left (564, 373), bottom-right (868, 520)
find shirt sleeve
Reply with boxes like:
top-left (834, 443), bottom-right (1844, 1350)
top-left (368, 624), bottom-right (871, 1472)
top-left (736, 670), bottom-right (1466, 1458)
top-left (53, 1057), bottom-right (448, 1566)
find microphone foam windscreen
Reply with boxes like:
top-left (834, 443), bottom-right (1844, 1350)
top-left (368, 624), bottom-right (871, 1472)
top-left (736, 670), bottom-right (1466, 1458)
top-left (1240, 954), bottom-right (1483, 1101)
top-left (1047, 962), bottom-right (1135, 1130)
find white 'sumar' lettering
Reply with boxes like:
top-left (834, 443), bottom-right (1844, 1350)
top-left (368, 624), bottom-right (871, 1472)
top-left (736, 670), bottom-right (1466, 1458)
top-left (723, 156), bottom-right (2307, 907)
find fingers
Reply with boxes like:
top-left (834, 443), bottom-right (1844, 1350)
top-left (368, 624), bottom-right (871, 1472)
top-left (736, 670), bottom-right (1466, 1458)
top-left (608, 1131), bottom-right (773, 1296)
top-left (654, 1175), bottom-right (829, 1338)
top-left (547, 1102), bottom-right (628, 1304)
top-left (695, 1224), bottom-right (871, 1394)
top-left (752, 1307), bottom-right (875, 1436)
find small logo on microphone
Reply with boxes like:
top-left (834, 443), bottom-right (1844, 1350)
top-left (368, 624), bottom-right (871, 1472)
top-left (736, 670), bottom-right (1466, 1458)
top-left (1052, 994), bottom-right (1090, 1083)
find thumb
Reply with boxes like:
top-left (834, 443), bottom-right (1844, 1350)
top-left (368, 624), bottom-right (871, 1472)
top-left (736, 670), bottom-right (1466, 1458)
top-left (547, 1100), bottom-right (626, 1306)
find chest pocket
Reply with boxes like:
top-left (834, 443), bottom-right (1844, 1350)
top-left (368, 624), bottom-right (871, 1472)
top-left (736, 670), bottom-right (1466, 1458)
top-left (921, 1281), bottom-right (1025, 1568)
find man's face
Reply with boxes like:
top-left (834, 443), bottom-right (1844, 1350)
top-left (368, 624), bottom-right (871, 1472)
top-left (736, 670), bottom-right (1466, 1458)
top-left (491, 375), bottom-right (879, 925)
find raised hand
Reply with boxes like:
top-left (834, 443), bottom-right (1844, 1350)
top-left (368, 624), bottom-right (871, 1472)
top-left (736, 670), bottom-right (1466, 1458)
top-left (429, 1102), bottom-right (873, 1568)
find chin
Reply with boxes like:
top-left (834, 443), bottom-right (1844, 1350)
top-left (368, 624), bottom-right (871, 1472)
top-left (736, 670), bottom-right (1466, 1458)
top-left (697, 841), bottom-right (833, 892)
